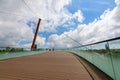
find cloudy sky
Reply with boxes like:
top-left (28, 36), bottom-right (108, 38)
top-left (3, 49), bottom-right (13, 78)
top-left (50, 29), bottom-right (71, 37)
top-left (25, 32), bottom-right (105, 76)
top-left (0, 0), bottom-right (120, 49)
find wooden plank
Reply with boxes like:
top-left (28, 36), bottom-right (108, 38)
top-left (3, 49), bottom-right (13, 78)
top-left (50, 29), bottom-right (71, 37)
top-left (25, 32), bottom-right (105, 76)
top-left (0, 51), bottom-right (92, 80)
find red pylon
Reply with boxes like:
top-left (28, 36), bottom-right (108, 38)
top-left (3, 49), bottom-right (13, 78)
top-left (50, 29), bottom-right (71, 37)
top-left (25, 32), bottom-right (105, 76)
top-left (31, 18), bottom-right (41, 50)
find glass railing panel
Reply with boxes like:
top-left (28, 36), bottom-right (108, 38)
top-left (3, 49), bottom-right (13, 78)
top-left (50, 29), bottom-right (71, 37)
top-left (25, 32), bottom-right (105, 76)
top-left (65, 37), bottom-right (120, 80)
top-left (90, 42), bottom-right (115, 79)
top-left (109, 39), bottom-right (120, 80)
top-left (0, 50), bottom-right (47, 60)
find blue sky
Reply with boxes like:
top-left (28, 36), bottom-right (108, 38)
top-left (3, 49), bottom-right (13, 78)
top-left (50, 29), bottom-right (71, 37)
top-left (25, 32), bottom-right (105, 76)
top-left (66, 0), bottom-right (116, 24)
top-left (0, 0), bottom-right (119, 48)
top-left (35, 0), bottom-right (116, 47)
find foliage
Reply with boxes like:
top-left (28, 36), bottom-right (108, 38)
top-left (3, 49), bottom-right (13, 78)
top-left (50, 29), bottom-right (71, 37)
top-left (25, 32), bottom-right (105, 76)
top-left (0, 48), bottom-right (24, 53)
top-left (110, 49), bottom-right (120, 54)
top-left (80, 49), bottom-right (120, 55)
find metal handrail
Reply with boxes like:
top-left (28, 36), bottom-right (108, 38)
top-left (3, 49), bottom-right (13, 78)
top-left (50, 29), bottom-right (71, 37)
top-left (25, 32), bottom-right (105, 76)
top-left (74, 36), bottom-right (120, 48)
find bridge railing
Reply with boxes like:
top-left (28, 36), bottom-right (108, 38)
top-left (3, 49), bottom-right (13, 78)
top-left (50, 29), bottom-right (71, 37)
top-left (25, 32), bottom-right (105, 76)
top-left (66, 37), bottom-right (120, 80)
top-left (0, 48), bottom-right (47, 60)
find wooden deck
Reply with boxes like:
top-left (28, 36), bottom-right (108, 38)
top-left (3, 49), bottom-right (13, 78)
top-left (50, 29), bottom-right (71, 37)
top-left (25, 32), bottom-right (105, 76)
top-left (0, 51), bottom-right (92, 80)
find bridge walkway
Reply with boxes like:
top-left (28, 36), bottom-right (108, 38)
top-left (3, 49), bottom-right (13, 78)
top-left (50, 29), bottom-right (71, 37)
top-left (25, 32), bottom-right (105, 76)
top-left (0, 51), bottom-right (93, 80)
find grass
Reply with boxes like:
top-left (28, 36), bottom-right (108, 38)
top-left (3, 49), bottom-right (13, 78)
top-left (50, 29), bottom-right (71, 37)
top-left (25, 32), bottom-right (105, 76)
top-left (80, 49), bottom-right (120, 55)
top-left (110, 49), bottom-right (120, 54)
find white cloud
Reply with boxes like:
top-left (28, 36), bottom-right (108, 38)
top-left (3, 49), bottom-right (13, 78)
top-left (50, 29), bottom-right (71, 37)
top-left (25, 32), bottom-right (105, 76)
top-left (48, 0), bottom-right (120, 48)
top-left (23, 36), bottom-right (46, 48)
top-left (0, 0), bottom-right (84, 48)
top-left (47, 33), bottom-right (80, 48)
top-left (0, 21), bottom-right (32, 47)
top-left (0, 12), bottom-right (45, 48)
top-left (1, 0), bottom-right (119, 49)
top-left (0, 0), bottom-right (35, 47)
top-left (0, 15), bottom-right (46, 48)
top-left (24, 0), bottom-right (84, 32)
top-left (115, 0), bottom-right (120, 5)
top-left (73, 10), bottom-right (84, 23)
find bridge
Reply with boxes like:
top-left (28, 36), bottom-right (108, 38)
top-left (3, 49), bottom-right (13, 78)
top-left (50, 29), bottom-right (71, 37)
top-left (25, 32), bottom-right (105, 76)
top-left (1, 0), bottom-right (120, 79)
top-left (0, 36), bottom-right (120, 80)
top-left (0, 18), bottom-right (120, 80)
